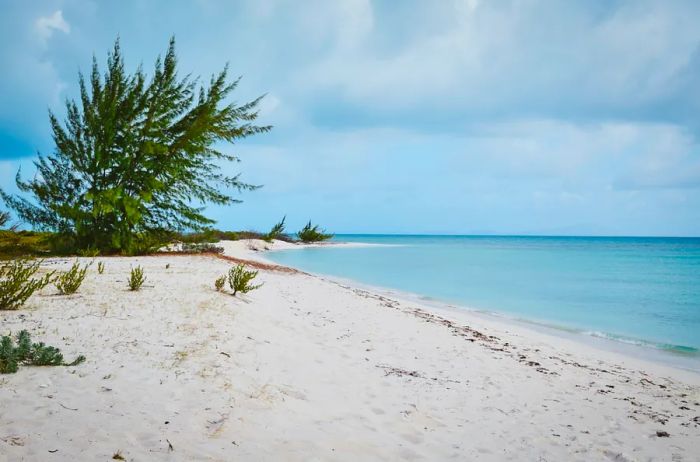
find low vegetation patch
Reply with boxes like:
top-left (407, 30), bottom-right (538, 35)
top-left (214, 275), bottom-right (226, 291)
top-left (297, 221), bottom-right (333, 242)
top-left (227, 263), bottom-right (262, 296)
top-left (55, 261), bottom-right (89, 295)
top-left (128, 266), bottom-right (146, 291)
top-left (0, 230), bottom-right (55, 259)
top-left (180, 242), bottom-right (224, 254)
top-left (0, 330), bottom-right (85, 374)
top-left (174, 229), bottom-right (239, 244)
top-left (0, 259), bottom-right (54, 310)
top-left (97, 261), bottom-right (105, 274)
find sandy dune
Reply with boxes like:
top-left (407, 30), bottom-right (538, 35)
top-left (1, 240), bottom-right (699, 461)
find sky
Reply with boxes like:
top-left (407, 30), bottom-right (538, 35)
top-left (1, 0), bottom-right (699, 236)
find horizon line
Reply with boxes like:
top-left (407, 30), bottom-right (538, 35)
top-left (331, 233), bottom-right (700, 239)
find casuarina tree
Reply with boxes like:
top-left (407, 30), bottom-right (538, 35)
top-left (1, 38), bottom-right (270, 253)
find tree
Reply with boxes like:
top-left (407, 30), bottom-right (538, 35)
top-left (1, 38), bottom-right (270, 254)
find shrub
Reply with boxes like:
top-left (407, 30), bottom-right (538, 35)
top-left (214, 275), bottom-right (226, 291)
top-left (180, 243), bottom-right (224, 254)
top-left (264, 216), bottom-right (287, 242)
top-left (128, 266), bottom-right (145, 291)
top-left (227, 264), bottom-right (262, 296)
top-left (97, 261), bottom-right (105, 274)
top-left (297, 221), bottom-right (333, 243)
top-left (55, 261), bottom-right (89, 295)
top-left (0, 330), bottom-right (85, 374)
top-left (175, 229), bottom-right (239, 244)
top-left (0, 259), bottom-right (54, 310)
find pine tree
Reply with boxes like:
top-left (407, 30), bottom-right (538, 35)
top-left (1, 38), bottom-right (270, 254)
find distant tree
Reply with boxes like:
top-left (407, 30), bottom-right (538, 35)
top-left (1, 38), bottom-right (270, 254)
top-left (297, 221), bottom-right (333, 242)
top-left (264, 215), bottom-right (286, 242)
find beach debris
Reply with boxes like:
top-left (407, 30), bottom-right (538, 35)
top-left (1, 435), bottom-right (24, 446)
top-left (655, 430), bottom-right (670, 437)
top-left (112, 450), bottom-right (125, 460)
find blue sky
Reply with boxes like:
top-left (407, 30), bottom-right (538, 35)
top-left (1, 0), bottom-right (699, 236)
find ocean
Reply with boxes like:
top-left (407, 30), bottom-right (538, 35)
top-left (266, 235), bottom-right (700, 365)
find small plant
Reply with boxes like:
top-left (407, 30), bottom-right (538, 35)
top-left (214, 275), bottom-right (226, 291)
top-left (165, 263), bottom-right (170, 269)
top-left (97, 261), bottom-right (105, 274)
top-left (0, 330), bottom-right (85, 374)
top-left (128, 266), bottom-right (145, 291)
top-left (112, 451), bottom-right (125, 460)
top-left (55, 261), bottom-right (89, 295)
top-left (264, 216), bottom-right (287, 242)
top-left (0, 259), bottom-right (54, 310)
top-left (227, 264), bottom-right (262, 296)
top-left (297, 221), bottom-right (333, 243)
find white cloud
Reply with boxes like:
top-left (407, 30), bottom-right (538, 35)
top-left (294, 0), bottom-right (700, 115)
top-left (35, 10), bottom-right (70, 41)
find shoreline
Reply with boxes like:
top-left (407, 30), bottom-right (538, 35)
top-left (1, 241), bottom-right (699, 459)
top-left (259, 239), bottom-right (700, 376)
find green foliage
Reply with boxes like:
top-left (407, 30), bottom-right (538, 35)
top-left (297, 221), bottom-right (333, 243)
top-left (128, 266), bottom-right (145, 291)
top-left (0, 259), bottom-right (54, 310)
top-left (214, 275), bottom-right (226, 291)
top-left (264, 216), bottom-right (287, 242)
top-left (0, 230), bottom-right (55, 259)
top-left (227, 263), bottom-right (262, 296)
top-left (180, 242), bottom-right (224, 254)
top-left (1, 38), bottom-right (270, 255)
top-left (55, 261), bottom-right (89, 295)
top-left (0, 330), bottom-right (85, 374)
top-left (175, 228), bottom-right (239, 244)
top-left (97, 261), bottom-right (105, 274)
top-left (0, 211), bottom-right (10, 229)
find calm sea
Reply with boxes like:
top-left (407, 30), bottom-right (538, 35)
top-left (266, 235), bottom-right (700, 363)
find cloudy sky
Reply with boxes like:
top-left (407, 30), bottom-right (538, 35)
top-left (1, 0), bottom-right (699, 236)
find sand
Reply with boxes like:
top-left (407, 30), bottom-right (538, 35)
top-left (1, 239), bottom-right (699, 461)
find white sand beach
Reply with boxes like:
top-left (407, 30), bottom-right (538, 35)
top-left (1, 240), bottom-right (699, 461)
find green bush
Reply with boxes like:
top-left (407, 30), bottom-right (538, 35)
top-left (55, 261), bottom-right (89, 295)
top-left (175, 229), bottom-right (239, 244)
top-left (0, 259), bottom-right (54, 310)
top-left (227, 264), bottom-right (262, 296)
top-left (128, 266), bottom-right (145, 291)
top-left (297, 221), bottom-right (333, 243)
top-left (0, 330), bottom-right (85, 374)
top-left (214, 275), bottom-right (226, 291)
top-left (97, 261), bottom-right (105, 274)
top-left (180, 242), bottom-right (224, 254)
top-left (264, 216), bottom-right (287, 242)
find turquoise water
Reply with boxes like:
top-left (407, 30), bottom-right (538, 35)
top-left (267, 235), bottom-right (700, 357)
